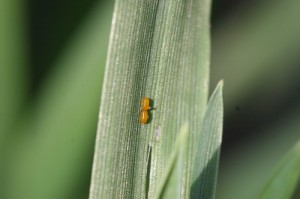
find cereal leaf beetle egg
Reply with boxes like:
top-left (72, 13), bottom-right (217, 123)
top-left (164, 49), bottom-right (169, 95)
top-left (140, 110), bottom-right (149, 124)
top-left (141, 97), bottom-right (151, 111)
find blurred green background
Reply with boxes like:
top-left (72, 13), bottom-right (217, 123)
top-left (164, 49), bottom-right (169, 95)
top-left (0, 0), bottom-right (299, 198)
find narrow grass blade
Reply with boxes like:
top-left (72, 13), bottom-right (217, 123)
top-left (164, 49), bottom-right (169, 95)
top-left (89, 0), bottom-right (212, 198)
top-left (155, 123), bottom-right (189, 199)
top-left (258, 141), bottom-right (300, 199)
top-left (190, 80), bottom-right (224, 199)
top-left (216, 105), bottom-right (300, 199)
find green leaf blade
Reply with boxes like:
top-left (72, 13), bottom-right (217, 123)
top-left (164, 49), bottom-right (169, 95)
top-left (89, 0), bottom-right (212, 198)
top-left (155, 123), bottom-right (189, 199)
top-left (258, 141), bottom-right (300, 199)
top-left (190, 80), bottom-right (224, 199)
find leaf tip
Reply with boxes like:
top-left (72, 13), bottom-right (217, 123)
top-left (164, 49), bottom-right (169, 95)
top-left (217, 79), bottom-right (224, 89)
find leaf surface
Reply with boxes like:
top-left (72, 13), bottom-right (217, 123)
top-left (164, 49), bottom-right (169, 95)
top-left (89, 0), bottom-right (212, 198)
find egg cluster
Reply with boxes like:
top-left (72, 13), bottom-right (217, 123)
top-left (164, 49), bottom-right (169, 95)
top-left (140, 97), bottom-right (151, 124)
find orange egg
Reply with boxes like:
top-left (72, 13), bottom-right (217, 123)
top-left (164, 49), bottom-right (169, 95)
top-left (141, 97), bottom-right (151, 111)
top-left (140, 110), bottom-right (149, 124)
